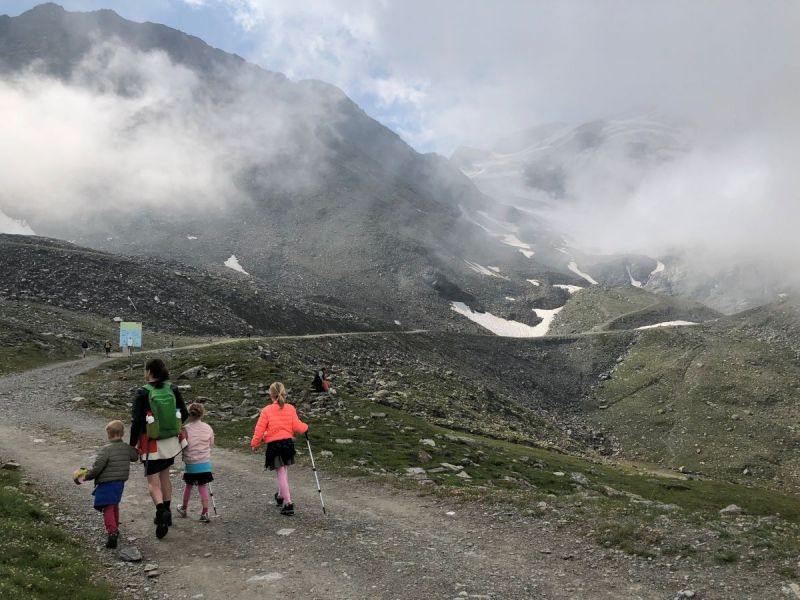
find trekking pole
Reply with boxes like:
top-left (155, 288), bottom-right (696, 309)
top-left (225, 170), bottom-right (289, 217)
top-left (207, 482), bottom-right (218, 515)
top-left (305, 433), bottom-right (326, 515)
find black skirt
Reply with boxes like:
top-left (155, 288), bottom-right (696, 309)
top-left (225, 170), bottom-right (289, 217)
top-left (265, 439), bottom-right (296, 470)
top-left (183, 471), bottom-right (214, 485)
top-left (144, 457), bottom-right (174, 476)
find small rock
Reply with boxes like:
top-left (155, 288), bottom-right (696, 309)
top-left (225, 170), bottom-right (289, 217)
top-left (143, 564), bottom-right (158, 572)
top-left (247, 572), bottom-right (284, 583)
top-left (320, 450), bottom-right (334, 457)
top-left (335, 439), bottom-right (353, 444)
top-left (419, 439), bottom-right (436, 447)
top-left (118, 546), bottom-right (143, 562)
top-left (570, 472), bottom-right (589, 486)
top-left (405, 467), bottom-right (427, 477)
top-left (418, 450), bottom-right (433, 463)
top-left (455, 471), bottom-right (471, 479)
top-left (553, 471), bottom-right (565, 477)
top-left (146, 571), bottom-right (160, 578)
top-left (674, 591), bottom-right (696, 599)
top-left (719, 504), bottom-right (743, 516)
top-left (370, 412), bottom-right (387, 419)
top-left (276, 528), bottom-right (295, 536)
top-left (1, 461), bottom-right (20, 471)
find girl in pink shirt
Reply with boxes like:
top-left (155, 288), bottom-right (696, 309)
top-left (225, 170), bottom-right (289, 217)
top-left (178, 403), bottom-right (215, 522)
top-left (251, 382), bottom-right (308, 516)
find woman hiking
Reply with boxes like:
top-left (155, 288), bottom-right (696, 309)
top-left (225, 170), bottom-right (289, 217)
top-left (130, 358), bottom-right (188, 538)
top-left (251, 382), bottom-right (308, 516)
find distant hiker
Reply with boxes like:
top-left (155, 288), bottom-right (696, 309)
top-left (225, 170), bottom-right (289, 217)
top-left (312, 369), bottom-right (330, 393)
top-left (178, 403), bottom-right (215, 523)
top-left (74, 420), bottom-right (139, 549)
top-left (81, 339), bottom-right (89, 358)
top-left (130, 358), bottom-right (188, 539)
top-left (251, 382), bottom-right (309, 516)
top-left (103, 340), bottom-right (112, 358)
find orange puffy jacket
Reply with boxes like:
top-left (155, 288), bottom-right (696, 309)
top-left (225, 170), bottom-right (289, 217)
top-left (251, 401), bottom-right (309, 448)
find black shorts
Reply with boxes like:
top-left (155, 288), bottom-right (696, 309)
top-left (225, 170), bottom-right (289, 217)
top-left (144, 458), bottom-right (174, 476)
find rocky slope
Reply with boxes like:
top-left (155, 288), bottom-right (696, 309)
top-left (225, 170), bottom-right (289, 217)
top-left (0, 3), bottom-right (581, 329)
top-left (0, 234), bottom-right (384, 336)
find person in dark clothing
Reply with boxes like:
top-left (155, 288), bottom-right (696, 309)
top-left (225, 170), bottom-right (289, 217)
top-left (81, 339), bottom-right (89, 358)
top-left (130, 358), bottom-right (188, 539)
top-left (312, 369), bottom-right (326, 393)
top-left (103, 340), bottom-right (112, 358)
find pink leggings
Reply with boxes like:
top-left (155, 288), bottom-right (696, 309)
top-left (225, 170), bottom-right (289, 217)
top-left (102, 504), bottom-right (120, 534)
top-left (182, 484), bottom-right (210, 512)
top-left (276, 466), bottom-right (291, 504)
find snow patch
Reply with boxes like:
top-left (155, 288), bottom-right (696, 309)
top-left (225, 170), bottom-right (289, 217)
top-left (555, 247), bottom-right (569, 255)
top-left (187, 235), bottom-right (198, 240)
top-left (487, 266), bottom-right (501, 273)
top-left (637, 321), bottom-right (698, 330)
top-left (451, 302), bottom-right (560, 337)
top-left (519, 249), bottom-right (535, 259)
top-left (531, 307), bottom-right (564, 336)
top-left (627, 266), bottom-right (642, 288)
top-left (554, 284), bottom-right (583, 294)
top-left (527, 279), bottom-right (541, 286)
top-left (394, 319), bottom-right (401, 326)
top-left (224, 255), bottom-right (249, 275)
top-left (652, 260), bottom-right (665, 274)
top-left (505, 296), bottom-right (516, 301)
top-left (568, 261), bottom-right (598, 285)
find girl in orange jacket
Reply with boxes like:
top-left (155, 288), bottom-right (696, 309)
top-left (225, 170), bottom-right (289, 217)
top-left (251, 382), bottom-right (308, 516)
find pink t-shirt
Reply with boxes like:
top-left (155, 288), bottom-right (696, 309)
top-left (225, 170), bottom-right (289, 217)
top-left (182, 420), bottom-right (214, 464)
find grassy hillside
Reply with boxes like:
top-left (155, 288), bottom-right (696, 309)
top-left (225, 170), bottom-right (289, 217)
top-left (550, 285), bottom-right (721, 334)
top-left (74, 335), bottom-right (800, 572)
top-left (0, 299), bottom-right (204, 376)
top-left (591, 319), bottom-right (800, 491)
top-left (0, 466), bottom-right (113, 600)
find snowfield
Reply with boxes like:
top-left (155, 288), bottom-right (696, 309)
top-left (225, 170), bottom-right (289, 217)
top-left (554, 284), bottom-right (583, 294)
top-left (527, 279), bottom-right (541, 286)
top-left (224, 255), bottom-right (249, 275)
top-left (637, 321), bottom-right (698, 330)
top-left (568, 261), bottom-right (598, 285)
top-left (451, 302), bottom-right (562, 337)
top-left (519, 249), bottom-right (535, 258)
top-left (627, 266), bottom-right (642, 288)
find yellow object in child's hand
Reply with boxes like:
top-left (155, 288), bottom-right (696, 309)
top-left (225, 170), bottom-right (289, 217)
top-left (73, 467), bottom-right (88, 484)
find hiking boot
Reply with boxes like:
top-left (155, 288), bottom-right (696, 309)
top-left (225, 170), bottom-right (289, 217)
top-left (274, 492), bottom-right (284, 507)
top-left (280, 503), bottom-right (294, 516)
top-left (176, 506), bottom-right (187, 518)
top-left (164, 508), bottom-right (173, 527)
top-left (199, 512), bottom-right (210, 523)
top-left (155, 507), bottom-right (169, 539)
top-left (106, 533), bottom-right (118, 549)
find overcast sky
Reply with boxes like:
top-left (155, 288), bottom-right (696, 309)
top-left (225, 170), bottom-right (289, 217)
top-left (4, 0), bottom-right (797, 154)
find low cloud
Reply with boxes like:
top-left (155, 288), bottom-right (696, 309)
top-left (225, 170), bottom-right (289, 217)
top-left (0, 41), bottom-right (333, 232)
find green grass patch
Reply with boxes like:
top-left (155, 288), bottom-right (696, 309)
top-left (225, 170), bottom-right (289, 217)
top-left (0, 468), bottom-right (113, 600)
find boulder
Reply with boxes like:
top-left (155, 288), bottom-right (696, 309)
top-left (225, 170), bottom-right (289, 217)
top-left (178, 366), bottom-right (207, 380)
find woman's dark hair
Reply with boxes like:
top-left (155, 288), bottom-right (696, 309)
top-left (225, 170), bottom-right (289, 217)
top-left (145, 358), bottom-right (170, 383)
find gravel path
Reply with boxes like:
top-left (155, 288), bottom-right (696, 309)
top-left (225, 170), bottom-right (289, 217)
top-left (0, 358), bottom-right (774, 599)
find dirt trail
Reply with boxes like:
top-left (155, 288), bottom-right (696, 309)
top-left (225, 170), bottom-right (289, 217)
top-left (0, 359), bottom-right (769, 599)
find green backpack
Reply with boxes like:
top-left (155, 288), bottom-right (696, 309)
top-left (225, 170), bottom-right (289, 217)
top-left (144, 382), bottom-right (180, 440)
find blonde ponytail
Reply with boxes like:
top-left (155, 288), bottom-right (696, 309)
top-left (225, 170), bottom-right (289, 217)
top-left (269, 382), bottom-right (287, 408)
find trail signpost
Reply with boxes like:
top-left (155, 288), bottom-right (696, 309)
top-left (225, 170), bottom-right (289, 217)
top-left (119, 322), bottom-right (142, 369)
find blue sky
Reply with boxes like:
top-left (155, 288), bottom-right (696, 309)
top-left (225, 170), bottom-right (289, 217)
top-left (3, 1), bottom-right (432, 150)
